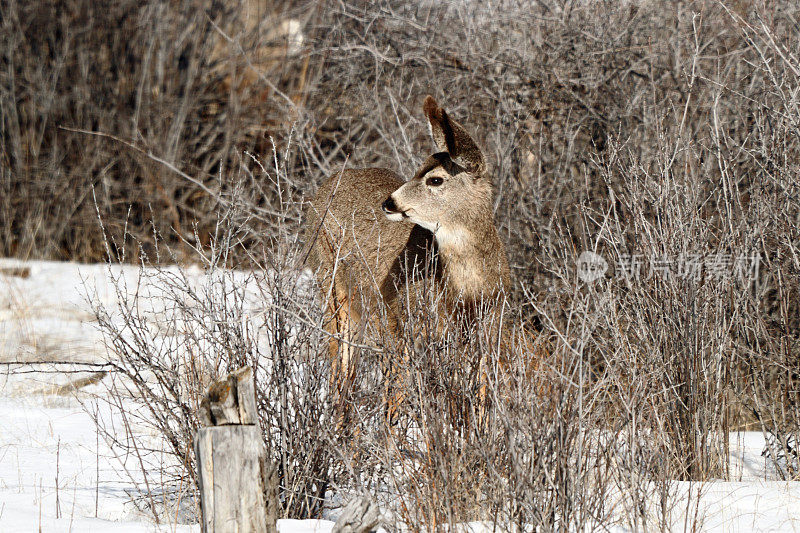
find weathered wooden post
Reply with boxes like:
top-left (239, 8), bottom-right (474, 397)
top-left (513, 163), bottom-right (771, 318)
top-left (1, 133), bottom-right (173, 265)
top-left (194, 366), bottom-right (278, 533)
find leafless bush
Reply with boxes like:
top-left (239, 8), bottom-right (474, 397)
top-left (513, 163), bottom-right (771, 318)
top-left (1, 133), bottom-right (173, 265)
top-left (84, 139), bottom-right (668, 530)
top-left (88, 144), bottom-right (343, 522)
top-left (29, 0), bottom-right (800, 528)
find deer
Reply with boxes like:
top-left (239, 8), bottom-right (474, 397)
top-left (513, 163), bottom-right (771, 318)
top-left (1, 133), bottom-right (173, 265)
top-left (305, 96), bottom-right (524, 419)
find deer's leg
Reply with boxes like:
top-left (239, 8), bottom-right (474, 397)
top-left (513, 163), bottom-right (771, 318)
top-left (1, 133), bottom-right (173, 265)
top-left (326, 302), bottom-right (342, 374)
top-left (477, 351), bottom-right (488, 425)
top-left (384, 345), bottom-right (410, 426)
top-left (328, 282), bottom-right (356, 392)
top-left (329, 281), bottom-right (366, 434)
top-left (379, 305), bottom-right (411, 426)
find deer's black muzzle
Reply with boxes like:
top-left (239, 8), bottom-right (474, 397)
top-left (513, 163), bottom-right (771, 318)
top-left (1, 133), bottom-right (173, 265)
top-left (382, 196), bottom-right (398, 215)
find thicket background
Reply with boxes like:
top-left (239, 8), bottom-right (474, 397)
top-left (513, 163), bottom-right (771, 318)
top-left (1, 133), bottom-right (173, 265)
top-left (4, 0), bottom-right (800, 528)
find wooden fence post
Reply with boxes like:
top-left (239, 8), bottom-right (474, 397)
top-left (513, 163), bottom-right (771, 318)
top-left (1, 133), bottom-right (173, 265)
top-left (194, 366), bottom-right (278, 533)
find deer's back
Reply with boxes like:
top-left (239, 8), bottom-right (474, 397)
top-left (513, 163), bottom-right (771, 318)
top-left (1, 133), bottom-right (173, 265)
top-left (306, 168), bottom-right (437, 311)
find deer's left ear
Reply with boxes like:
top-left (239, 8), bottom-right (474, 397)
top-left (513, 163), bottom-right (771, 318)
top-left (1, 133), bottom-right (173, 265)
top-left (423, 95), bottom-right (486, 176)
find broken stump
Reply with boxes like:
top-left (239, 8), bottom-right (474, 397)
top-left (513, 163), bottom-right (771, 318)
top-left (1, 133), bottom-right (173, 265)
top-left (194, 366), bottom-right (278, 533)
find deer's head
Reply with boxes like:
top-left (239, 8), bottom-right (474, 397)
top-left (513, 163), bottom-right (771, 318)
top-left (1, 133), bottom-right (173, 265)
top-left (382, 96), bottom-right (492, 246)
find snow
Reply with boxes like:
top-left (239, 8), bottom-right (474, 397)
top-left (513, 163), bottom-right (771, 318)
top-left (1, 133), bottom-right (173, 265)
top-left (0, 395), bottom-right (195, 532)
top-left (0, 389), bottom-right (334, 533)
top-left (683, 481), bottom-right (800, 532)
top-left (1, 258), bottom-right (799, 532)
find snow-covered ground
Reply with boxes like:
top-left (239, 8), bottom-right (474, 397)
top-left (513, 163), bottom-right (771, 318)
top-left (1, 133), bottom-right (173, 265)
top-left (0, 259), bottom-right (333, 532)
top-left (0, 258), bottom-right (798, 532)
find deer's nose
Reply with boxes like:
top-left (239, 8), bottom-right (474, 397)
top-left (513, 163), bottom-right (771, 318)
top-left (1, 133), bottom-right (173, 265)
top-left (382, 196), bottom-right (398, 214)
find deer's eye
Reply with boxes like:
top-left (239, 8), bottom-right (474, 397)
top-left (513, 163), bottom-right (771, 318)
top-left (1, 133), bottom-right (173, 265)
top-left (426, 176), bottom-right (444, 187)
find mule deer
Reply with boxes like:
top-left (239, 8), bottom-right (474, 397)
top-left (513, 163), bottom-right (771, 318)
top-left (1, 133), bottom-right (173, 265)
top-left (306, 96), bottom-right (512, 400)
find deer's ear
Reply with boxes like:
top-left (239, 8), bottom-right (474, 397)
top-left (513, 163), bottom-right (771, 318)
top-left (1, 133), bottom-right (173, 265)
top-left (423, 95), bottom-right (486, 175)
top-left (424, 95), bottom-right (456, 154)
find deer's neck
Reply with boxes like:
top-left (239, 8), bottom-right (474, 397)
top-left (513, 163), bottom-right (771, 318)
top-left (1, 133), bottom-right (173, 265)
top-left (434, 210), bottom-right (510, 305)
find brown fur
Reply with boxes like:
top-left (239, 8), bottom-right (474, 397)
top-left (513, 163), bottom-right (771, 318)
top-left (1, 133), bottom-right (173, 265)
top-left (304, 168), bottom-right (436, 384)
top-left (305, 96), bottom-right (518, 415)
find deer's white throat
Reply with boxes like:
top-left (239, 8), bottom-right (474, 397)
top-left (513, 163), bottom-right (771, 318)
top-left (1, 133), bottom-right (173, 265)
top-left (434, 225), bottom-right (470, 250)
